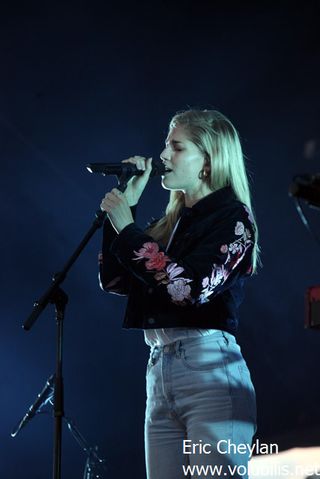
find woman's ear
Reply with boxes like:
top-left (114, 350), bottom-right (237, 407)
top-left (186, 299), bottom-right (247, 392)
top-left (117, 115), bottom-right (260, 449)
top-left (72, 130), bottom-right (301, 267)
top-left (203, 155), bottom-right (211, 177)
top-left (198, 157), bottom-right (211, 180)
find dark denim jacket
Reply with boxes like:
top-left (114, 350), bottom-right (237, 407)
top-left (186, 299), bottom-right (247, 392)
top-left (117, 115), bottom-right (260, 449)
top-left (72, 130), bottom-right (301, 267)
top-left (99, 186), bottom-right (255, 334)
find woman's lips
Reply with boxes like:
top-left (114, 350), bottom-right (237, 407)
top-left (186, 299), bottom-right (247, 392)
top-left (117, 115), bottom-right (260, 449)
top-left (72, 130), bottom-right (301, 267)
top-left (162, 169), bottom-right (173, 176)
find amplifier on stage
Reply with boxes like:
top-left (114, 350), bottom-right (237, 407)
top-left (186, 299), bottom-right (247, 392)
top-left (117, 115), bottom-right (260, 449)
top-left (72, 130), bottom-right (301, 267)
top-left (305, 286), bottom-right (320, 329)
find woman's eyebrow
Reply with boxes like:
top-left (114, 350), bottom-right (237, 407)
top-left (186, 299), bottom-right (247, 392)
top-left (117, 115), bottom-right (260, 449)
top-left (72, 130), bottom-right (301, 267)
top-left (165, 139), bottom-right (184, 146)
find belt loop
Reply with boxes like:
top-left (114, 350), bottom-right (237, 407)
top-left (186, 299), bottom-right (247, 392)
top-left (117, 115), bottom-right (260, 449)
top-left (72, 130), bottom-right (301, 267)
top-left (175, 340), bottom-right (183, 358)
top-left (222, 331), bottom-right (229, 346)
top-left (152, 345), bottom-right (160, 363)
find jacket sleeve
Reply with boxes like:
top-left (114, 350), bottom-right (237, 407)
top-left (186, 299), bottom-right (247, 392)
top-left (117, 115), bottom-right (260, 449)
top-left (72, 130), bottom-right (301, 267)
top-left (98, 205), bottom-right (137, 296)
top-left (109, 205), bottom-right (255, 306)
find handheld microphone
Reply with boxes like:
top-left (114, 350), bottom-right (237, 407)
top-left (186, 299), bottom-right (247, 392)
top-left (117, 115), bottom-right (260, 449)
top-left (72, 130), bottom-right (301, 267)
top-left (86, 160), bottom-right (166, 178)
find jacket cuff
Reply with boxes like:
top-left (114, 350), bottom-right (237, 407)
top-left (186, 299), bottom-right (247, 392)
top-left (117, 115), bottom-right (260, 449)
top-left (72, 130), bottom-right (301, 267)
top-left (102, 204), bottom-right (138, 239)
top-left (110, 222), bottom-right (149, 261)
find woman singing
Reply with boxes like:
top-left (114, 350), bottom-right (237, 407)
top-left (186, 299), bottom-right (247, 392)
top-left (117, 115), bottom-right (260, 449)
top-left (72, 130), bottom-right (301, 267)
top-left (99, 109), bottom-right (259, 479)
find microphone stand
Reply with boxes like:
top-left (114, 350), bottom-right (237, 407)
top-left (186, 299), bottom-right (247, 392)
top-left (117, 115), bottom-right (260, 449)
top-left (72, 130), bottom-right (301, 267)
top-left (12, 394), bottom-right (107, 478)
top-left (21, 171), bottom-right (130, 479)
top-left (11, 374), bottom-right (55, 438)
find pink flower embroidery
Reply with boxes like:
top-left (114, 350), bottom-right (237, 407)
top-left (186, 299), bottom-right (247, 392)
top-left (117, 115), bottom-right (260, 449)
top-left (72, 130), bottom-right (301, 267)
top-left (132, 215), bottom-right (253, 308)
top-left (132, 242), bottom-right (192, 305)
top-left (134, 242), bottom-right (160, 259)
top-left (133, 242), bottom-right (170, 271)
top-left (145, 252), bottom-right (168, 270)
top-left (220, 244), bottom-right (228, 254)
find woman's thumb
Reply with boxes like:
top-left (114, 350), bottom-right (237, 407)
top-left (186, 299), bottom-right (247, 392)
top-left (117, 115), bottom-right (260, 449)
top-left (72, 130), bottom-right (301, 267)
top-left (146, 157), bottom-right (153, 172)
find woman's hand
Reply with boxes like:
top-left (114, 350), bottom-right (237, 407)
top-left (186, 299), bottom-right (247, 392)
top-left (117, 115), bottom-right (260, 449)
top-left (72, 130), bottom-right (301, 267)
top-left (121, 156), bottom-right (153, 206)
top-left (100, 188), bottom-right (134, 234)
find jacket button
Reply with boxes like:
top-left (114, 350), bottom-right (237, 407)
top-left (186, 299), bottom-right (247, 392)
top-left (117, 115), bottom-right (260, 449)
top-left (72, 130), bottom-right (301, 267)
top-left (148, 317), bottom-right (155, 324)
top-left (148, 288), bottom-right (153, 294)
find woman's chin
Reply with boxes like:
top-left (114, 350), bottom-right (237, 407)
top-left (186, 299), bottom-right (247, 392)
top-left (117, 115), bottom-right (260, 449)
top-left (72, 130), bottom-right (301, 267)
top-left (161, 177), bottom-right (183, 191)
top-left (161, 176), bottom-right (175, 190)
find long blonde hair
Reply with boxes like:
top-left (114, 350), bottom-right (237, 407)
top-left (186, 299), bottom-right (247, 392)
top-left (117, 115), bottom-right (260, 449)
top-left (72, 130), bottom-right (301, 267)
top-left (146, 109), bottom-right (260, 272)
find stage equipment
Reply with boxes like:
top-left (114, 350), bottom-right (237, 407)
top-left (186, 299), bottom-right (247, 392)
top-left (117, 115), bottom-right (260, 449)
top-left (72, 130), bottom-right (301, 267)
top-left (289, 174), bottom-right (320, 209)
top-left (86, 159), bottom-right (165, 181)
top-left (289, 173), bottom-right (320, 329)
top-left (11, 381), bottom-right (106, 478)
top-left (17, 161), bottom-right (158, 478)
top-left (305, 286), bottom-right (320, 329)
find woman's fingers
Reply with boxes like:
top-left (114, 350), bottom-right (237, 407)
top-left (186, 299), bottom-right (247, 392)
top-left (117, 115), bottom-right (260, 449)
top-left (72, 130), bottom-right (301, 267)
top-left (101, 190), bottom-right (118, 211)
top-left (101, 189), bottom-right (126, 210)
top-left (145, 157), bottom-right (153, 172)
top-left (121, 156), bottom-right (151, 172)
top-left (102, 157), bottom-right (153, 208)
top-left (100, 188), bottom-right (134, 233)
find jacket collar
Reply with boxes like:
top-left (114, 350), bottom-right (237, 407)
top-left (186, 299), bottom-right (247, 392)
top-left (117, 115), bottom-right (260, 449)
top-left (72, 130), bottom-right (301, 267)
top-left (181, 186), bottom-right (236, 217)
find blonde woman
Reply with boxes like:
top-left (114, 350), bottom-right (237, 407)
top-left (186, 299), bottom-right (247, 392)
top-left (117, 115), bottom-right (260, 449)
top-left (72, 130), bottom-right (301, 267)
top-left (99, 110), bottom-right (258, 479)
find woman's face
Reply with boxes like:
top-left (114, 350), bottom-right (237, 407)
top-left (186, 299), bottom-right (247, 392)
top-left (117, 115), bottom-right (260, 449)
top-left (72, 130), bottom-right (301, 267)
top-left (160, 124), bottom-right (209, 196)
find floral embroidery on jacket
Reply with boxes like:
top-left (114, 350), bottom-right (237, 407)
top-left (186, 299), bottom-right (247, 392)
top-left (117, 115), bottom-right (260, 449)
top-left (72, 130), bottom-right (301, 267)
top-left (133, 242), bottom-right (169, 270)
top-left (132, 219), bottom-right (253, 306)
top-left (198, 221), bottom-right (253, 304)
top-left (133, 242), bottom-right (192, 305)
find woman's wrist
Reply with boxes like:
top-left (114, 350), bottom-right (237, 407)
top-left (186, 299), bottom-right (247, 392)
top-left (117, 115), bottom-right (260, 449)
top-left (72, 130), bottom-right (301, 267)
top-left (126, 195), bottom-right (140, 207)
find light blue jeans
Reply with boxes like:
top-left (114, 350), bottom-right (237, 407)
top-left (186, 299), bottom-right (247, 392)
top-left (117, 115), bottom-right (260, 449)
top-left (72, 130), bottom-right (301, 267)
top-left (144, 331), bottom-right (257, 479)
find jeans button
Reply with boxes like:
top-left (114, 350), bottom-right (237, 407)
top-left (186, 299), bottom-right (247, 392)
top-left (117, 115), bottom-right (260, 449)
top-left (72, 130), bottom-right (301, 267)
top-left (148, 317), bottom-right (155, 325)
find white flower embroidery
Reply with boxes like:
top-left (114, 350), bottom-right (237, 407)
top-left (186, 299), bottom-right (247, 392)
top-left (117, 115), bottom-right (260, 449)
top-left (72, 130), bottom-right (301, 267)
top-left (229, 242), bottom-right (242, 254)
top-left (198, 220), bottom-right (253, 304)
top-left (167, 279), bottom-right (192, 304)
top-left (199, 264), bottom-right (229, 304)
top-left (235, 221), bottom-right (245, 236)
top-left (164, 263), bottom-right (193, 305)
top-left (132, 214), bottom-right (253, 308)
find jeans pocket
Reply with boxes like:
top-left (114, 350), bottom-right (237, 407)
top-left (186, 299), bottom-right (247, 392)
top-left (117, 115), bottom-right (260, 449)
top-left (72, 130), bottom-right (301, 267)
top-left (181, 343), bottom-right (224, 371)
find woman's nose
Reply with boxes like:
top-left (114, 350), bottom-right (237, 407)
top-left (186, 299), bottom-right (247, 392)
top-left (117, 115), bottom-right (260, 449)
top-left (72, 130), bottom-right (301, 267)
top-left (160, 147), bottom-right (169, 162)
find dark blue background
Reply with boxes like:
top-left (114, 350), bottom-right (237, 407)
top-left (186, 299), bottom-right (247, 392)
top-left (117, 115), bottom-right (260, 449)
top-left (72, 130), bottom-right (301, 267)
top-left (1, 1), bottom-right (320, 477)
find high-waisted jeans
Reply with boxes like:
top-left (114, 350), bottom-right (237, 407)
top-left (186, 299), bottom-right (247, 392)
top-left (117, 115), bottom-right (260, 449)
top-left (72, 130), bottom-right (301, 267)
top-left (144, 331), bottom-right (257, 479)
